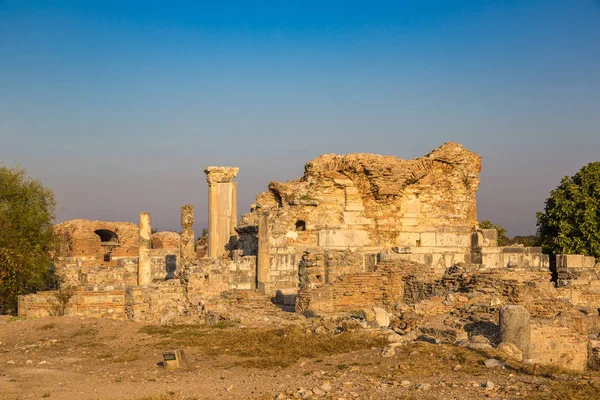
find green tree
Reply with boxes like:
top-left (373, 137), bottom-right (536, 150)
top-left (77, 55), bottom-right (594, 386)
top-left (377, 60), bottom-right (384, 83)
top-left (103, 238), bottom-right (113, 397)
top-left (478, 220), bottom-right (510, 246)
top-left (536, 161), bottom-right (600, 259)
top-left (508, 235), bottom-right (539, 247)
top-left (0, 165), bottom-right (57, 314)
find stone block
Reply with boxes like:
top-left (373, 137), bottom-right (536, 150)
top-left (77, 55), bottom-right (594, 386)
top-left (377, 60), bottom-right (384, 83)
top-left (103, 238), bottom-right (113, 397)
top-left (344, 203), bottom-right (365, 212)
top-left (480, 229), bottom-right (498, 245)
top-left (557, 254), bottom-right (584, 269)
top-left (436, 232), bottom-right (470, 247)
top-left (481, 253), bottom-right (503, 269)
top-left (499, 305), bottom-right (530, 358)
top-left (420, 232), bottom-right (436, 247)
top-left (342, 212), bottom-right (372, 225)
top-left (318, 230), bottom-right (370, 249)
top-left (397, 232), bottom-right (421, 247)
top-left (502, 247), bottom-right (525, 254)
top-left (162, 349), bottom-right (187, 370)
top-left (504, 253), bottom-right (524, 268)
top-left (584, 256), bottom-right (596, 269)
top-left (372, 307), bottom-right (390, 328)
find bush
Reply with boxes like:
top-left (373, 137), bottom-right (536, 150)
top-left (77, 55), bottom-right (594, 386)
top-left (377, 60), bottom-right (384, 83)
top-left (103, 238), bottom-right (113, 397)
top-left (0, 165), bottom-right (57, 314)
top-left (537, 161), bottom-right (600, 259)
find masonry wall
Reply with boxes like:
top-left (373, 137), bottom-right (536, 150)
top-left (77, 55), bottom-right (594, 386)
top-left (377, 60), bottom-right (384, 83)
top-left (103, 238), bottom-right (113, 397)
top-left (186, 256), bottom-right (257, 305)
top-left (125, 281), bottom-right (188, 323)
top-left (54, 220), bottom-right (139, 267)
top-left (18, 288), bottom-right (126, 320)
top-left (237, 143), bottom-right (481, 258)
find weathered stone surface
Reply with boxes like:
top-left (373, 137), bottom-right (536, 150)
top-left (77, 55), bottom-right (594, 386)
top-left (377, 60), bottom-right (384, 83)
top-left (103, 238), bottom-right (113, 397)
top-left (372, 307), bottom-right (390, 328)
top-left (180, 205), bottom-right (195, 266)
top-left (151, 232), bottom-right (180, 250)
top-left (238, 142), bottom-right (481, 254)
top-left (54, 219), bottom-right (139, 265)
top-left (138, 213), bottom-right (152, 286)
top-left (496, 342), bottom-right (523, 361)
top-left (205, 166), bottom-right (239, 258)
top-left (499, 305), bottom-right (530, 358)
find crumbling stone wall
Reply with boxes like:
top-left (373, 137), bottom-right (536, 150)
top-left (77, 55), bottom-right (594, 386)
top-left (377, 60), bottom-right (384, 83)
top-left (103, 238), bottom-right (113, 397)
top-left (296, 253), bottom-right (429, 314)
top-left (185, 256), bottom-right (257, 304)
top-left (54, 220), bottom-right (139, 267)
top-left (151, 232), bottom-right (180, 249)
top-left (237, 142), bottom-right (481, 257)
top-left (18, 288), bottom-right (126, 320)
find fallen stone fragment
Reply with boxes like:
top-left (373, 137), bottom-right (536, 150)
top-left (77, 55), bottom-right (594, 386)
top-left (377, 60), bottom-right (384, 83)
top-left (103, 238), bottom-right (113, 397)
top-left (497, 342), bottom-right (523, 362)
top-left (417, 383), bottom-right (431, 391)
top-left (485, 359), bottom-right (505, 369)
top-left (381, 346), bottom-right (395, 357)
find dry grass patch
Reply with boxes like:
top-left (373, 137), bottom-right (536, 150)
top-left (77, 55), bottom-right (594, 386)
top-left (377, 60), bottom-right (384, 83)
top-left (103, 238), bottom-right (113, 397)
top-left (37, 323), bottom-right (56, 331)
top-left (140, 324), bottom-right (387, 369)
top-left (95, 351), bottom-right (140, 363)
top-left (71, 326), bottom-right (99, 337)
top-left (529, 380), bottom-right (600, 400)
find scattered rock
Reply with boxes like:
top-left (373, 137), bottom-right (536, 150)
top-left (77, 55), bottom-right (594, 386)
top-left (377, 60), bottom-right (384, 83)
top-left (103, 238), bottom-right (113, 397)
top-left (358, 308), bottom-right (375, 322)
top-left (386, 331), bottom-right (404, 343)
top-left (381, 346), bottom-right (395, 357)
top-left (417, 383), bottom-right (431, 391)
top-left (490, 298), bottom-right (503, 307)
top-left (417, 335), bottom-right (440, 344)
top-left (497, 342), bottom-right (523, 362)
top-left (484, 359), bottom-right (505, 369)
top-left (372, 307), bottom-right (390, 328)
top-left (456, 295), bottom-right (469, 303)
top-left (471, 335), bottom-right (491, 344)
top-left (400, 380), bottom-right (411, 388)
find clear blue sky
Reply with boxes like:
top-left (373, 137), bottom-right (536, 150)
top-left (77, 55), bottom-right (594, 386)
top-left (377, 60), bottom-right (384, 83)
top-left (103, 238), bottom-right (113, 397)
top-left (1, 1), bottom-right (599, 236)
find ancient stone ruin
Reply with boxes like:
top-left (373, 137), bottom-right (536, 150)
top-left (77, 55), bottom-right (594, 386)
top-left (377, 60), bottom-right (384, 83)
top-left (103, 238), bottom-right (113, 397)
top-left (18, 142), bottom-right (600, 372)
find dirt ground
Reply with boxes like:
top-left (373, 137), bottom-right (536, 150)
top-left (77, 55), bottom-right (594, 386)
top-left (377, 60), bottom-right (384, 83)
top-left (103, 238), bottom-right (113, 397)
top-left (1, 316), bottom-right (600, 400)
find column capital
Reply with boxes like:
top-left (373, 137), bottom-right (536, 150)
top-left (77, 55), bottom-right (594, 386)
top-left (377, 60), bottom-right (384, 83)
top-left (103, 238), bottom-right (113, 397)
top-left (204, 166), bottom-right (239, 184)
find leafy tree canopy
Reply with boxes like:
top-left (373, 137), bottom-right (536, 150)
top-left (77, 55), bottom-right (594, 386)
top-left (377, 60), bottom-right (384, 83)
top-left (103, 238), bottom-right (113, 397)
top-left (537, 161), bottom-right (600, 259)
top-left (0, 165), bottom-right (57, 314)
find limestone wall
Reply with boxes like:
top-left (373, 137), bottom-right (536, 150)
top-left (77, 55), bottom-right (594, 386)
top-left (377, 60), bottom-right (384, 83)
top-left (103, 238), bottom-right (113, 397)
top-left (237, 142), bottom-right (481, 256)
top-left (125, 281), bottom-right (188, 323)
top-left (54, 220), bottom-right (139, 267)
top-left (19, 282), bottom-right (189, 324)
top-left (78, 257), bottom-right (138, 287)
top-left (296, 253), bottom-right (426, 314)
top-left (151, 231), bottom-right (180, 249)
top-left (186, 256), bottom-right (257, 304)
top-left (150, 249), bottom-right (179, 282)
top-left (530, 326), bottom-right (588, 371)
top-left (556, 254), bottom-right (599, 287)
top-left (18, 288), bottom-right (126, 320)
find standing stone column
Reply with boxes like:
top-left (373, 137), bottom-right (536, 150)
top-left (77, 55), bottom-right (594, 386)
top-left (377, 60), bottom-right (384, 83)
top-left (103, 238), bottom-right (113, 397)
top-left (204, 167), bottom-right (239, 258)
top-left (138, 212), bottom-right (152, 286)
top-left (499, 305), bottom-right (531, 358)
top-left (180, 205), bottom-right (195, 266)
top-left (257, 212), bottom-right (271, 294)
